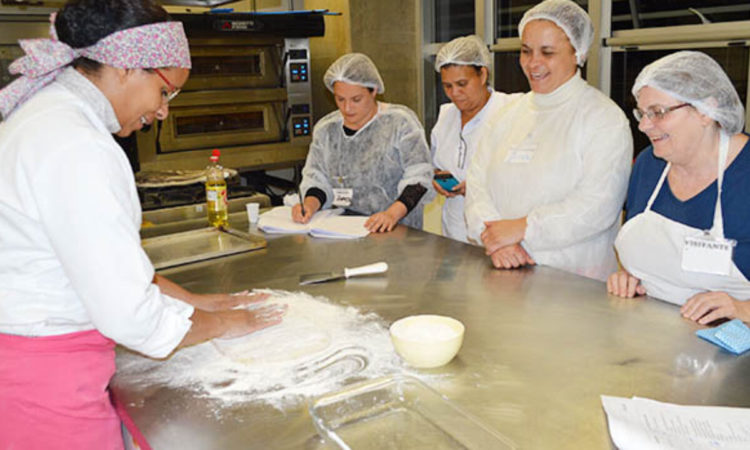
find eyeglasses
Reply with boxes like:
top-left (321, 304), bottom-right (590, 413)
top-left (152, 68), bottom-right (181, 103)
top-left (633, 103), bottom-right (690, 122)
top-left (458, 133), bottom-right (467, 169)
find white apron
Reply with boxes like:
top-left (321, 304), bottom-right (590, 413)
top-left (615, 132), bottom-right (750, 305)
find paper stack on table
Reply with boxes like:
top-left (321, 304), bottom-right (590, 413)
top-left (601, 395), bottom-right (750, 450)
top-left (258, 206), bottom-right (369, 239)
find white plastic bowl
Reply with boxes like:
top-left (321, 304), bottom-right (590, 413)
top-left (389, 315), bottom-right (465, 368)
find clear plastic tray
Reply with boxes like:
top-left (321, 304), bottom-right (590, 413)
top-left (309, 375), bottom-right (515, 450)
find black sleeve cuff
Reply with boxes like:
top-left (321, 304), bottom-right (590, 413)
top-left (397, 183), bottom-right (428, 214)
top-left (305, 187), bottom-right (327, 206)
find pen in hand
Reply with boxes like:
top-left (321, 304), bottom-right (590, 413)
top-left (298, 188), bottom-right (305, 216)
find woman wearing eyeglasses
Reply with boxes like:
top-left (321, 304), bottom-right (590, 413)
top-left (607, 51), bottom-right (750, 324)
top-left (430, 35), bottom-right (520, 243)
top-left (0, 1), bottom-right (285, 447)
top-left (464, 0), bottom-right (633, 280)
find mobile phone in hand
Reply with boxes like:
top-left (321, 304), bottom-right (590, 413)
top-left (434, 172), bottom-right (459, 191)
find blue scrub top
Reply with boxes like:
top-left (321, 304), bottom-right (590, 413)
top-left (625, 134), bottom-right (750, 278)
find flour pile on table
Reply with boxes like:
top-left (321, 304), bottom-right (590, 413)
top-left (115, 290), bottom-right (405, 410)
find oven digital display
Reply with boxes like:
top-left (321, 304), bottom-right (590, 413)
top-left (288, 49), bottom-right (308, 60)
top-left (175, 112), bottom-right (265, 136)
top-left (291, 104), bottom-right (310, 114)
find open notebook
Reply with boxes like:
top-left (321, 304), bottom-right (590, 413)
top-left (258, 206), bottom-right (370, 239)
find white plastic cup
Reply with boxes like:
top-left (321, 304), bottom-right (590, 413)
top-left (246, 202), bottom-right (260, 223)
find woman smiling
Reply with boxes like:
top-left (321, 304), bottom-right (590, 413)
top-left (608, 51), bottom-right (750, 325)
top-left (465, 0), bottom-right (633, 280)
top-left (0, 1), bottom-right (284, 447)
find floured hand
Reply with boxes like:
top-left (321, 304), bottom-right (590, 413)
top-left (217, 303), bottom-right (288, 340)
top-left (193, 291), bottom-right (270, 312)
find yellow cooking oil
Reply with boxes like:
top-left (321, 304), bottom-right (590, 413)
top-left (205, 149), bottom-right (228, 228)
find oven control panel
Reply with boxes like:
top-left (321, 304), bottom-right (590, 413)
top-left (284, 39), bottom-right (313, 145)
top-left (289, 62), bottom-right (309, 83)
top-left (291, 116), bottom-right (311, 136)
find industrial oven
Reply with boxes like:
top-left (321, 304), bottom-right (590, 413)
top-left (136, 12), bottom-right (324, 172)
top-left (0, 8), bottom-right (325, 209)
top-left (0, 10), bottom-right (323, 172)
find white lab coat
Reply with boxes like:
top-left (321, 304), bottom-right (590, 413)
top-left (465, 72), bottom-right (633, 281)
top-left (0, 68), bottom-right (193, 358)
top-left (431, 90), bottom-right (520, 242)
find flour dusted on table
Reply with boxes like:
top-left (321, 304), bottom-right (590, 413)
top-left (114, 290), bottom-right (407, 410)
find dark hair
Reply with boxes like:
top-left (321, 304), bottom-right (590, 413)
top-left (55, 0), bottom-right (170, 73)
top-left (440, 63), bottom-right (490, 86)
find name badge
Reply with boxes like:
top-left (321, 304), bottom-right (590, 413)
top-left (332, 188), bottom-right (353, 207)
top-left (681, 234), bottom-right (736, 276)
top-left (504, 143), bottom-right (536, 164)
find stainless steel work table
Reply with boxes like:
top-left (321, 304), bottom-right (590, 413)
top-left (112, 223), bottom-right (750, 449)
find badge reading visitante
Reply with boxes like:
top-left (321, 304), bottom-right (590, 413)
top-left (682, 232), bottom-right (736, 276)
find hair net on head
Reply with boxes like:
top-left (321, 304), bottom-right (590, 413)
top-left (323, 53), bottom-right (385, 94)
top-left (518, 0), bottom-right (594, 66)
top-left (434, 35), bottom-right (491, 72)
top-left (632, 51), bottom-right (745, 134)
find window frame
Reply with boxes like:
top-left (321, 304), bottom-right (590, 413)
top-left (421, 0), bottom-right (495, 134)
top-left (421, 0), bottom-right (750, 133)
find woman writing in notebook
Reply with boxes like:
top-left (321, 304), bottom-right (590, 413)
top-left (291, 53), bottom-right (433, 233)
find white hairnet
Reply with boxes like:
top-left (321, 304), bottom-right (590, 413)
top-left (435, 35), bottom-right (491, 72)
top-left (518, 0), bottom-right (594, 66)
top-left (632, 51), bottom-right (745, 134)
top-left (323, 53), bottom-right (385, 94)
top-left (301, 105), bottom-right (433, 229)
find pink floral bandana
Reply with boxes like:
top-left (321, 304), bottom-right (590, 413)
top-left (0, 13), bottom-right (191, 119)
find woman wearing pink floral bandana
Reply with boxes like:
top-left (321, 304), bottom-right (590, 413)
top-left (0, 1), bottom-right (286, 448)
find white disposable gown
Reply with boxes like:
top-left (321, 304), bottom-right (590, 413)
top-left (465, 72), bottom-right (633, 281)
top-left (431, 90), bottom-right (520, 242)
top-left (0, 68), bottom-right (193, 358)
top-left (300, 102), bottom-right (434, 228)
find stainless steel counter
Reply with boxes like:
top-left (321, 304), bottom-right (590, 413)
top-left (113, 221), bottom-right (750, 449)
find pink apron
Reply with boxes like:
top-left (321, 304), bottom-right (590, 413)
top-left (0, 329), bottom-right (150, 450)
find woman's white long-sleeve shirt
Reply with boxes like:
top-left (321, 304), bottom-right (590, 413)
top-left (431, 91), bottom-right (521, 242)
top-left (0, 69), bottom-right (193, 358)
top-left (465, 72), bottom-right (633, 281)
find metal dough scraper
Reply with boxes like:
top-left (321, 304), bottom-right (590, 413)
top-left (299, 262), bottom-right (388, 285)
